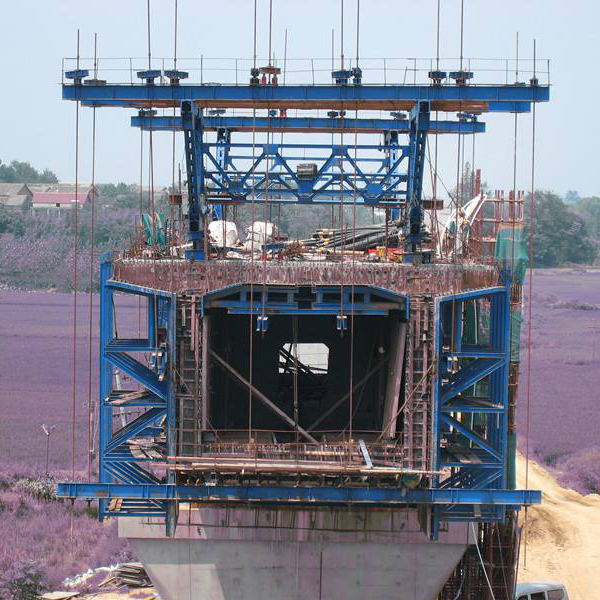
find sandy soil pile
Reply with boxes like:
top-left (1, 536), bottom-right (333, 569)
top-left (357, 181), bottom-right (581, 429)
top-left (517, 452), bottom-right (600, 600)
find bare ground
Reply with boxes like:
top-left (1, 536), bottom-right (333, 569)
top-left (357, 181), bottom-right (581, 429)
top-left (517, 452), bottom-right (600, 600)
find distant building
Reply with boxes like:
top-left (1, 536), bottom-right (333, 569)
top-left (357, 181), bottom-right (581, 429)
top-left (45, 183), bottom-right (99, 201)
top-left (0, 183), bottom-right (33, 209)
top-left (31, 183), bottom-right (98, 211)
top-left (32, 192), bottom-right (88, 210)
top-left (28, 184), bottom-right (53, 194)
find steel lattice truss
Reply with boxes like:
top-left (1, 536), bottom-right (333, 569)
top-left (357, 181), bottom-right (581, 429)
top-left (62, 70), bottom-right (549, 260)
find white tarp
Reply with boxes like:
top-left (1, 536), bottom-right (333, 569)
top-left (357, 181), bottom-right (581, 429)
top-left (437, 193), bottom-right (486, 258)
top-left (208, 220), bottom-right (239, 248)
top-left (243, 221), bottom-right (277, 251)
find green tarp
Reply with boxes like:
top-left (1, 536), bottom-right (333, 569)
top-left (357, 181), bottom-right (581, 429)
top-left (141, 212), bottom-right (167, 249)
top-left (495, 224), bottom-right (528, 361)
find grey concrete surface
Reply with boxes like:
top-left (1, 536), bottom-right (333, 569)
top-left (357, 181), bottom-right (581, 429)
top-left (121, 506), bottom-right (469, 600)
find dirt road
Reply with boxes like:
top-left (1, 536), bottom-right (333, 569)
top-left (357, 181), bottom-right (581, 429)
top-left (517, 453), bottom-right (600, 600)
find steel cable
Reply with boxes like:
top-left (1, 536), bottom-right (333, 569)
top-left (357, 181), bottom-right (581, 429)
top-left (87, 33), bottom-right (98, 482)
top-left (248, 0), bottom-right (258, 444)
top-left (522, 38), bottom-right (538, 575)
top-left (70, 27), bottom-right (81, 561)
top-left (348, 0), bottom-right (361, 442)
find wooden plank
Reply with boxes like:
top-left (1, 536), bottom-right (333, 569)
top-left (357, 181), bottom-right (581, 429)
top-left (108, 497), bottom-right (123, 511)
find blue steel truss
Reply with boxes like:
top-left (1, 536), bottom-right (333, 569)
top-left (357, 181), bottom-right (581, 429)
top-left (97, 253), bottom-right (177, 524)
top-left (57, 253), bottom-right (539, 536)
top-left (431, 285), bottom-right (513, 534)
top-left (62, 72), bottom-right (549, 259)
top-left (175, 99), bottom-right (432, 258)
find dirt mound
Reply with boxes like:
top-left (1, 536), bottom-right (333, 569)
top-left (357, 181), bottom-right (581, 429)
top-left (517, 453), bottom-right (600, 600)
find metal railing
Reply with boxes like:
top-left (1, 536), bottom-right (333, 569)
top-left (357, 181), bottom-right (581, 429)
top-left (62, 55), bottom-right (551, 87)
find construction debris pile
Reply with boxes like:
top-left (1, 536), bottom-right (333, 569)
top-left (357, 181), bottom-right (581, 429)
top-left (98, 563), bottom-right (153, 589)
top-left (140, 215), bottom-right (414, 261)
top-left (206, 220), bottom-right (428, 261)
top-left (295, 222), bottom-right (401, 253)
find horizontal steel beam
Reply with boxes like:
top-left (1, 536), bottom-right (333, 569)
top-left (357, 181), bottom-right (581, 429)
top-left (64, 83), bottom-right (549, 112)
top-left (436, 286), bottom-right (506, 301)
top-left (441, 357), bottom-right (505, 404)
top-left (104, 352), bottom-right (168, 400)
top-left (87, 99), bottom-right (533, 113)
top-left (106, 279), bottom-right (173, 298)
top-left (106, 338), bottom-right (152, 353)
top-left (130, 115), bottom-right (486, 134)
top-left (202, 283), bottom-right (407, 316)
top-left (57, 482), bottom-right (541, 506)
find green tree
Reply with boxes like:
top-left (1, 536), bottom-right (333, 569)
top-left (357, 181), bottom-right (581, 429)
top-left (0, 204), bottom-right (26, 236)
top-left (97, 182), bottom-right (141, 209)
top-left (0, 160), bottom-right (58, 183)
top-left (573, 196), bottom-right (600, 240)
top-left (525, 191), bottom-right (597, 266)
top-left (450, 162), bottom-right (490, 206)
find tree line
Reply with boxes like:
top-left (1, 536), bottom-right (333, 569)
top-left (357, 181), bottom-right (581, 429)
top-left (0, 160), bottom-right (58, 184)
top-left (0, 160), bottom-right (598, 290)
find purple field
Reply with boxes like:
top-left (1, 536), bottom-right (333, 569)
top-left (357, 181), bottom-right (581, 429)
top-left (0, 289), bottom-right (138, 593)
top-left (516, 269), bottom-right (600, 493)
top-left (0, 289), bottom-right (140, 471)
top-left (0, 269), bottom-right (599, 590)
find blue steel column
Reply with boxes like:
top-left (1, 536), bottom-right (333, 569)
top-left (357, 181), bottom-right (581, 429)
top-left (212, 127), bottom-right (230, 220)
top-left (165, 293), bottom-right (178, 536)
top-left (98, 252), bottom-right (114, 520)
top-left (386, 130), bottom-right (402, 221)
top-left (404, 102), bottom-right (430, 261)
top-left (499, 275), bottom-right (512, 490)
top-left (182, 101), bottom-right (206, 259)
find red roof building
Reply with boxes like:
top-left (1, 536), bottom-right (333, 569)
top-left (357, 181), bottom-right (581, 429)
top-left (31, 192), bottom-right (89, 209)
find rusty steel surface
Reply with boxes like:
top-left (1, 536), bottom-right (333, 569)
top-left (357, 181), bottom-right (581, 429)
top-left (167, 439), bottom-right (427, 478)
top-left (113, 256), bottom-right (500, 296)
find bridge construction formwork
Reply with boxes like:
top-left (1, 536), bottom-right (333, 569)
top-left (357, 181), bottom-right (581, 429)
top-left (57, 19), bottom-right (548, 598)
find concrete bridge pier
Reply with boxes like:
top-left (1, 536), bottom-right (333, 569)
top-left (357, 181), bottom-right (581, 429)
top-left (120, 505), bottom-right (471, 600)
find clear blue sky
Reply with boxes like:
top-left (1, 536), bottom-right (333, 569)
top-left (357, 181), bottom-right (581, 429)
top-left (0, 1), bottom-right (596, 198)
